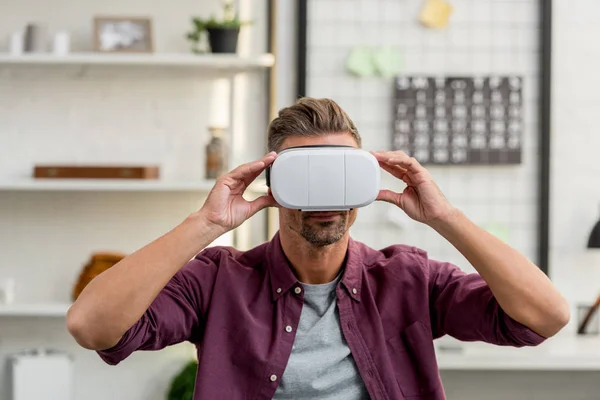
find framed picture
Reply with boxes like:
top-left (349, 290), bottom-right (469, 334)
top-left (94, 16), bottom-right (154, 53)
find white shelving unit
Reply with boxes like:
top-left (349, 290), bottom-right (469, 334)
top-left (0, 178), bottom-right (268, 193)
top-left (0, 51), bottom-right (274, 249)
top-left (0, 51), bottom-right (274, 325)
top-left (0, 53), bottom-right (275, 71)
top-left (0, 303), bottom-right (71, 317)
top-left (0, 3), bottom-right (277, 398)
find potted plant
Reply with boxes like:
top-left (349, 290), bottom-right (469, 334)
top-left (186, 0), bottom-right (248, 54)
top-left (166, 360), bottom-right (198, 400)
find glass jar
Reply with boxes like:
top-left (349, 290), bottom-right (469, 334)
top-left (205, 127), bottom-right (228, 179)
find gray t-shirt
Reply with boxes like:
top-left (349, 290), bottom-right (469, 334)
top-left (274, 273), bottom-right (370, 399)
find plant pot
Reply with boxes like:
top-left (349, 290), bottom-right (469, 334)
top-left (207, 27), bottom-right (239, 53)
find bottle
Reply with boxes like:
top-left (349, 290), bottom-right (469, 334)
top-left (205, 127), bottom-right (228, 179)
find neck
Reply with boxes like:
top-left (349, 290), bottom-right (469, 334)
top-left (280, 232), bottom-right (349, 284)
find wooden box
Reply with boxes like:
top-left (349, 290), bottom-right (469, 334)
top-left (33, 165), bottom-right (160, 180)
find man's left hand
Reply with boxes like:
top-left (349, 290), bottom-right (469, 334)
top-left (372, 151), bottom-right (456, 225)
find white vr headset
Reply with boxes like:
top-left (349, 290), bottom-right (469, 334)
top-left (266, 145), bottom-right (381, 211)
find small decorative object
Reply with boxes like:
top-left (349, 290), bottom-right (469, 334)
top-left (33, 165), bottom-right (160, 180)
top-left (0, 278), bottom-right (16, 304)
top-left (94, 16), bottom-right (154, 53)
top-left (186, 0), bottom-right (249, 54)
top-left (577, 298), bottom-right (600, 335)
top-left (587, 204), bottom-right (600, 249)
top-left (24, 23), bottom-right (47, 52)
top-left (419, 0), bottom-right (453, 29)
top-left (205, 127), bottom-right (228, 179)
top-left (346, 46), bottom-right (403, 78)
top-left (9, 31), bottom-right (24, 55)
top-left (167, 360), bottom-right (198, 400)
top-left (346, 46), bottom-right (375, 78)
top-left (52, 31), bottom-right (71, 55)
top-left (72, 252), bottom-right (125, 301)
top-left (372, 46), bottom-right (403, 78)
top-left (209, 78), bottom-right (231, 127)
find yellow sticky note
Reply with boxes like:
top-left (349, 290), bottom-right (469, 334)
top-left (419, 0), bottom-right (453, 29)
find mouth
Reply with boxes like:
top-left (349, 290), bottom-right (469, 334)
top-left (304, 212), bottom-right (344, 222)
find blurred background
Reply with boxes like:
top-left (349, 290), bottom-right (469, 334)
top-left (0, 0), bottom-right (599, 399)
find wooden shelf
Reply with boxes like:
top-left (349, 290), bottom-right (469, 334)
top-left (0, 178), bottom-right (268, 193)
top-left (0, 303), bottom-right (71, 317)
top-left (0, 53), bottom-right (275, 71)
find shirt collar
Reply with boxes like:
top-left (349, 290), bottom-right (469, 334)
top-left (266, 232), bottom-right (363, 303)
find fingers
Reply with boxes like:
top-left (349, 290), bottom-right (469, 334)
top-left (377, 189), bottom-right (402, 206)
top-left (377, 161), bottom-right (412, 185)
top-left (228, 152), bottom-right (277, 186)
top-left (372, 151), bottom-right (424, 174)
top-left (247, 194), bottom-right (278, 216)
top-left (372, 150), bottom-right (431, 186)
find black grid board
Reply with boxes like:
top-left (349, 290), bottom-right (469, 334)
top-left (392, 75), bottom-right (523, 165)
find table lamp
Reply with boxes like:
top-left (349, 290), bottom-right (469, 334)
top-left (588, 205), bottom-right (600, 249)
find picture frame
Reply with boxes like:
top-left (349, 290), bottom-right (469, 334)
top-left (93, 16), bottom-right (154, 53)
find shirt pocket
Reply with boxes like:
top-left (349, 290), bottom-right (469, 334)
top-left (386, 320), bottom-right (441, 399)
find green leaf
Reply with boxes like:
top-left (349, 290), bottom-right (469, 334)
top-left (167, 360), bottom-right (198, 400)
top-left (186, 2), bottom-right (251, 35)
top-left (186, 32), bottom-right (200, 42)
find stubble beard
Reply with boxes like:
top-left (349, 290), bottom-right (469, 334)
top-left (300, 214), bottom-right (348, 247)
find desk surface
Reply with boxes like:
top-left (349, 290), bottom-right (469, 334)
top-left (435, 334), bottom-right (600, 371)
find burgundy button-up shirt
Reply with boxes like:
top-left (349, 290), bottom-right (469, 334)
top-left (97, 232), bottom-right (545, 399)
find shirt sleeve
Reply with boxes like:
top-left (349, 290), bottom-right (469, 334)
top-left (427, 258), bottom-right (547, 347)
top-left (96, 249), bottom-right (219, 365)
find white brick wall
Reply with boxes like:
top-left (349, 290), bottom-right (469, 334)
top-left (0, 0), bottom-right (269, 399)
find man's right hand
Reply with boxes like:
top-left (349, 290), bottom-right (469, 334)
top-left (199, 152), bottom-right (278, 234)
top-left (67, 152), bottom-right (279, 351)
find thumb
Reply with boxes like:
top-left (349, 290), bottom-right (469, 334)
top-left (247, 194), bottom-right (278, 217)
top-left (377, 189), bottom-right (402, 207)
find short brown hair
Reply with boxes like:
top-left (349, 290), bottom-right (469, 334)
top-left (267, 97), bottom-right (362, 152)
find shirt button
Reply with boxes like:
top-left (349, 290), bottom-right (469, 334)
top-left (285, 325), bottom-right (292, 333)
top-left (352, 288), bottom-right (358, 295)
top-left (294, 287), bottom-right (302, 294)
top-left (270, 374), bottom-right (277, 382)
top-left (276, 288), bottom-right (282, 293)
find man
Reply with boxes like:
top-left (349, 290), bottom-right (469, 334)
top-left (67, 98), bottom-right (569, 400)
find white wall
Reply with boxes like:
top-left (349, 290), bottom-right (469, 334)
top-left (550, 0), bottom-right (600, 327)
top-left (0, 0), bottom-right (270, 399)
